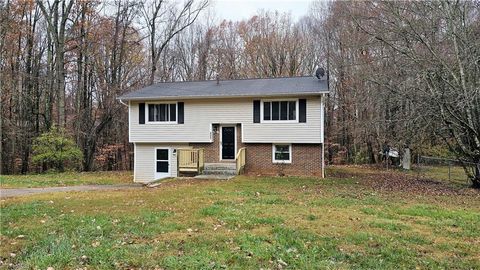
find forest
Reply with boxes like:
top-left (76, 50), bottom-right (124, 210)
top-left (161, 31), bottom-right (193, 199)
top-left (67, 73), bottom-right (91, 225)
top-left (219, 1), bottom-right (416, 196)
top-left (0, 0), bottom-right (479, 186)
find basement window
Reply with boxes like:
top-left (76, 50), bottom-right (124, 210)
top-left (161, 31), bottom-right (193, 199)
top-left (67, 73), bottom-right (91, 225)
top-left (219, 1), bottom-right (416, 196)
top-left (272, 144), bottom-right (292, 163)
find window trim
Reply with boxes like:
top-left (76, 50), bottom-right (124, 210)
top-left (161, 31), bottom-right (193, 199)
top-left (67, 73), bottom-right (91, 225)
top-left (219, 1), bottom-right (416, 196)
top-left (272, 143), bottom-right (292, 164)
top-left (261, 99), bottom-right (299, 123)
top-left (145, 102), bottom-right (178, 124)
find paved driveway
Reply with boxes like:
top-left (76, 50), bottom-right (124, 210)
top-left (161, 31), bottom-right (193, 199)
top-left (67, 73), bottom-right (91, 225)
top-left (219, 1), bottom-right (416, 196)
top-left (0, 184), bottom-right (144, 198)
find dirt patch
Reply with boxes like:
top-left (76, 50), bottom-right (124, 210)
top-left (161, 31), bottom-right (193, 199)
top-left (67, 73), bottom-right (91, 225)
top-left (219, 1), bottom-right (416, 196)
top-left (330, 166), bottom-right (480, 196)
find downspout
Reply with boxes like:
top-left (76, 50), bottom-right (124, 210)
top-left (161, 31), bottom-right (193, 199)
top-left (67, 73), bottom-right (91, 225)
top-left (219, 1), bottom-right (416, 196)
top-left (119, 99), bottom-right (128, 107)
top-left (321, 94), bottom-right (325, 178)
top-left (322, 142), bottom-right (325, 178)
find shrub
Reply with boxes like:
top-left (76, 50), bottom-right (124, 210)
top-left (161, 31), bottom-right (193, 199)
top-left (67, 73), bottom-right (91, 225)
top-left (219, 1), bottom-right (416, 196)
top-left (32, 127), bottom-right (83, 172)
top-left (354, 149), bottom-right (370, 164)
top-left (417, 144), bottom-right (455, 159)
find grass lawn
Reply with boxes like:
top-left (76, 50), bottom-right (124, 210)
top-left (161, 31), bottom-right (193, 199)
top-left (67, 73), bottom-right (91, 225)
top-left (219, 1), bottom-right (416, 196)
top-left (1, 167), bottom-right (479, 269)
top-left (0, 171), bottom-right (133, 189)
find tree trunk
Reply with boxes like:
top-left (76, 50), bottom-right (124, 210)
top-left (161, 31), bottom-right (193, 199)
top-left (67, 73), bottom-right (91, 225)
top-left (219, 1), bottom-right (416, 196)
top-left (472, 161), bottom-right (480, 188)
top-left (366, 138), bottom-right (376, 164)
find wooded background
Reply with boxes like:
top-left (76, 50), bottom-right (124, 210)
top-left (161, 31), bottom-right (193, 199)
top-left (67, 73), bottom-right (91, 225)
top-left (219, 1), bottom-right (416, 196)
top-left (0, 0), bottom-right (478, 185)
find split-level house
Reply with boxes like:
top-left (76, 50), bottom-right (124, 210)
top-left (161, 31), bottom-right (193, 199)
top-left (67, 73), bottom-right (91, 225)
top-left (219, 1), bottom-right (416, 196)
top-left (118, 76), bottom-right (329, 183)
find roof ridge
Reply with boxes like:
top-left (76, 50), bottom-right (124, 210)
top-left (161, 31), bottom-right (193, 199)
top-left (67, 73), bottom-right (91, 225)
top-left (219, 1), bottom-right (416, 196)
top-left (152, 75), bottom-right (316, 85)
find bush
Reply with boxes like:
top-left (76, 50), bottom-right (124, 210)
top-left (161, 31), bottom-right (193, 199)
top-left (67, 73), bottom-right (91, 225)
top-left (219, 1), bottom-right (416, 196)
top-left (354, 149), bottom-right (370, 164)
top-left (417, 144), bottom-right (455, 159)
top-left (32, 127), bottom-right (83, 172)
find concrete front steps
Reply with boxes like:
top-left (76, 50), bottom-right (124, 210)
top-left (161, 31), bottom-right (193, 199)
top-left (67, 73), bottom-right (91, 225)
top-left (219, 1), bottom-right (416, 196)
top-left (194, 163), bottom-right (237, 180)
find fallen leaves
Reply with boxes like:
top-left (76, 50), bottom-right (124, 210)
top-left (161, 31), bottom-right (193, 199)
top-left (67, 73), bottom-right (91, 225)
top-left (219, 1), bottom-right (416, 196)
top-left (330, 166), bottom-right (480, 196)
top-left (277, 258), bottom-right (288, 268)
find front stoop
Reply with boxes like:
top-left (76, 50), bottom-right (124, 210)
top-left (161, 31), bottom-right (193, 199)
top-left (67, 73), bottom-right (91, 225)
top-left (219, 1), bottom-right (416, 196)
top-left (194, 163), bottom-right (236, 180)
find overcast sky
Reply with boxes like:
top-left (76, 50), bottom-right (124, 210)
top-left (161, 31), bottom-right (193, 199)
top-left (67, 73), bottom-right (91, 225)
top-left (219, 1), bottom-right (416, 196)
top-left (212, 0), bottom-right (313, 21)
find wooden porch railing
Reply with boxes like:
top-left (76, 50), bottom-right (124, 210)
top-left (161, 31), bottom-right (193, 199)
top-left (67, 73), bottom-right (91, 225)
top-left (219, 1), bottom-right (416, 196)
top-left (236, 147), bottom-right (246, 175)
top-left (178, 148), bottom-right (204, 174)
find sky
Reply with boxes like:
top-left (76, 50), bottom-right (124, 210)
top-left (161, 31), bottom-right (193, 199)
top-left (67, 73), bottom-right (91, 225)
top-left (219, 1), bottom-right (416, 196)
top-left (212, 0), bottom-right (313, 21)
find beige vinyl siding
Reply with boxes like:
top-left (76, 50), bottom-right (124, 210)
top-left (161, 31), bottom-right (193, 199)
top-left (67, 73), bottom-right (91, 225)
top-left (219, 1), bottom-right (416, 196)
top-left (243, 97), bottom-right (323, 143)
top-left (134, 143), bottom-right (189, 183)
top-left (130, 96), bottom-right (323, 144)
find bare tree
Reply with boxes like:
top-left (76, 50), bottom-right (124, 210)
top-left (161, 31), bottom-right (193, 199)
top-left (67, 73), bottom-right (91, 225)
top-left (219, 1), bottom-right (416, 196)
top-left (0, 0), bottom-right (11, 174)
top-left (74, 0), bottom-right (145, 171)
top-left (141, 0), bottom-right (209, 84)
top-left (173, 23), bottom-right (214, 81)
top-left (348, 1), bottom-right (480, 186)
top-left (36, 0), bottom-right (74, 128)
top-left (310, 0), bottom-right (479, 186)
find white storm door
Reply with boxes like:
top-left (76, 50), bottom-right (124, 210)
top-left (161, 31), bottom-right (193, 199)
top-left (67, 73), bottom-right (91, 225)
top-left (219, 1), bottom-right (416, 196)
top-left (154, 148), bottom-right (170, 179)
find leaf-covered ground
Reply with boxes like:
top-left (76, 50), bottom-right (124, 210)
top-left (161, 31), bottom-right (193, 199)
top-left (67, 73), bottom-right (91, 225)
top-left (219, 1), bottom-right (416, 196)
top-left (329, 165), bottom-right (478, 195)
top-left (1, 166), bottom-right (479, 269)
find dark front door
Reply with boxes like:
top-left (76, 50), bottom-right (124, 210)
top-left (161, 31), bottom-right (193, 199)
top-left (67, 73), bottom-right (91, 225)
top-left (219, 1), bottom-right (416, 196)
top-left (221, 126), bottom-right (235, 159)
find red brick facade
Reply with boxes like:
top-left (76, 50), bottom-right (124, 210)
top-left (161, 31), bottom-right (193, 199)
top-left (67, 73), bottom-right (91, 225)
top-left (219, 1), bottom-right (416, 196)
top-left (190, 124), bottom-right (322, 176)
top-left (244, 143), bottom-right (322, 177)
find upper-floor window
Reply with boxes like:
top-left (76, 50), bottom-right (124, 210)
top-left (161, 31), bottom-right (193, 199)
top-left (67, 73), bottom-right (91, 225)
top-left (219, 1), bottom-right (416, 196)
top-left (148, 103), bottom-right (176, 122)
top-left (262, 100), bottom-right (297, 122)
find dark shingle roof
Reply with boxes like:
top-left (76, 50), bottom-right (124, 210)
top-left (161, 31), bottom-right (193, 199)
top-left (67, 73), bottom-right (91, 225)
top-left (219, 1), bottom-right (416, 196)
top-left (118, 76), bottom-right (328, 101)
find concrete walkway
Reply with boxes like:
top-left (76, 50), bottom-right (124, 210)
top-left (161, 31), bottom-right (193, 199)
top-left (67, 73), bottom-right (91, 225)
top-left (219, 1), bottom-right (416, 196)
top-left (0, 184), bottom-right (144, 198)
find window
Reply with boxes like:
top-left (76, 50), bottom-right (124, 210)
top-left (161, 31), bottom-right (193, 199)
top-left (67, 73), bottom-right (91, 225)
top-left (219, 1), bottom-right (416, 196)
top-left (148, 103), bottom-right (177, 122)
top-left (263, 100), bottom-right (297, 121)
top-left (272, 144), bottom-right (292, 163)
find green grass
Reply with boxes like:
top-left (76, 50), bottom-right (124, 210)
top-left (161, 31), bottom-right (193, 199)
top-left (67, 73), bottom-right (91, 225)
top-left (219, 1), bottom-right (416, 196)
top-left (0, 171), bottom-right (133, 188)
top-left (1, 168), bottom-right (479, 269)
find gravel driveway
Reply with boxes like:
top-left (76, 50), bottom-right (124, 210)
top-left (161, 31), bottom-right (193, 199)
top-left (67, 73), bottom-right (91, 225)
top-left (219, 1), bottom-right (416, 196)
top-left (0, 184), bottom-right (144, 198)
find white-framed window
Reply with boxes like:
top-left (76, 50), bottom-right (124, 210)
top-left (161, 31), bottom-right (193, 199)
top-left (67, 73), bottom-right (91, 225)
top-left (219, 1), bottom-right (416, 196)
top-left (147, 102), bottom-right (177, 123)
top-left (272, 144), bottom-right (292, 163)
top-left (262, 99), bottom-right (298, 122)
